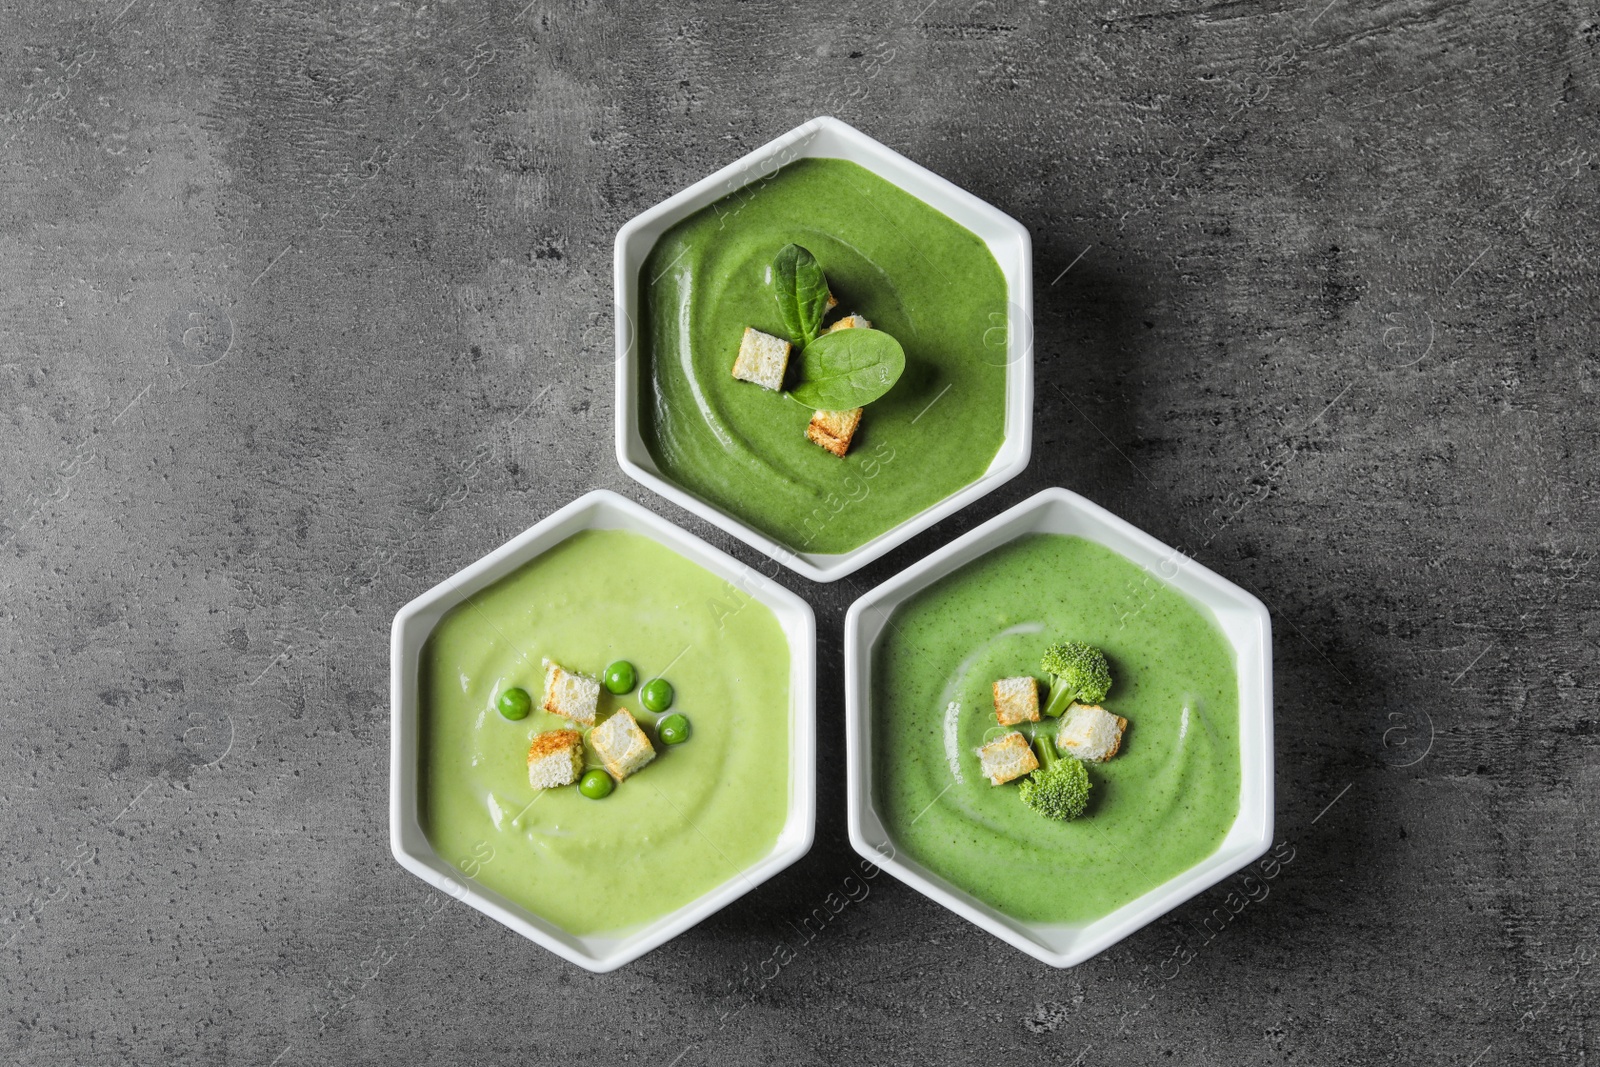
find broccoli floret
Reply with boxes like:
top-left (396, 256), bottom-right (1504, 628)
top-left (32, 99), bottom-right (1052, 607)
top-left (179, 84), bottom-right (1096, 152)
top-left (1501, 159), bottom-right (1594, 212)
top-left (1018, 736), bottom-right (1090, 821)
top-left (1040, 641), bottom-right (1112, 718)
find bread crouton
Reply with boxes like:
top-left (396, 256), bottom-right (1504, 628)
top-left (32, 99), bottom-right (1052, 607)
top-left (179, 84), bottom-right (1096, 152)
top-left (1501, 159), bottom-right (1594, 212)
top-left (825, 312), bottom-right (871, 333)
top-left (805, 407), bottom-right (864, 458)
top-left (992, 676), bottom-right (1041, 725)
top-left (1055, 704), bottom-right (1128, 763)
top-left (732, 327), bottom-right (791, 391)
top-left (527, 730), bottom-right (585, 789)
top-left (587, 708), bottom-right (656, 780)
top-left (826, 290), bottom-right (838, 312)
top-left (976, 731), bottom-right (1039, 785)
top-left (541, 659), bottom-right (600, 726)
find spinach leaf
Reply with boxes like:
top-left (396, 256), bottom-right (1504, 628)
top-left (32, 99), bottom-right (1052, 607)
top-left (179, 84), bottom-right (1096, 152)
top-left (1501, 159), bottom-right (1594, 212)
top-left (773, 243), bottom-right (830, 347)
top-left (789, 328), bottom-right (906, 409)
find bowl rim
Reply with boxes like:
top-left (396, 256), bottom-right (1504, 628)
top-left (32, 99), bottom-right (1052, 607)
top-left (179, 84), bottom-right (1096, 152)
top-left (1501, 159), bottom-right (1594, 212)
top-left (613, 114), bottom-right (1034, 584)
top-left (389, 488), bottom-right (817, 972)
top-left (842, 485), bottom-right (1275, 967)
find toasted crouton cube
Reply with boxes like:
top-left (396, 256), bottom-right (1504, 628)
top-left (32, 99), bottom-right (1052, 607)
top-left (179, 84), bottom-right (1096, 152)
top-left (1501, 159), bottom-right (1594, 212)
top-left (527, 730), bottom-right (584, 789)
top-left (993, 676), bottom-right (1041, 726)
top-left (826, 290), bottom-right (838, 312)
top-left (825, 312), bottom-right (871, 333)
top-left (1056, 704), bottom-right (1128, 763)
top-left (732, 327), bottom-right (791, 391)
top-left (588, 708), bottom-right (656, 780)
top-left (976, 731), bottom-right (1039, 785)
top-left (542, 659), bottom-right (600, 726)
top-left (806, 407), bottom-right (864, 458)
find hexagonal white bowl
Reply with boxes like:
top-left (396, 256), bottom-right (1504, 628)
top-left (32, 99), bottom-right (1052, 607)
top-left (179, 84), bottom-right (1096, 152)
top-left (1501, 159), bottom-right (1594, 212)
top-left (613, 115), bottom-right (1033, 584)
top-left (389, 489), bottom-right (816, 972)
top-left (843, 487), bottom-right (1274, 968)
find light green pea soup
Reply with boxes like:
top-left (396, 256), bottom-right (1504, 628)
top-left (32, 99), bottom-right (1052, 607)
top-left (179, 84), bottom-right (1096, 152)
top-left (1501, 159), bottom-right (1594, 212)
top-left (419, 529), bottom-right (791, 935)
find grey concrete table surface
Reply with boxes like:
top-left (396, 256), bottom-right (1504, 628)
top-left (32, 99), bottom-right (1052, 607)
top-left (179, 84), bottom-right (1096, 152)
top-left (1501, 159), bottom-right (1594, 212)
top-left (2, 0), bottom-right (1595, 1063)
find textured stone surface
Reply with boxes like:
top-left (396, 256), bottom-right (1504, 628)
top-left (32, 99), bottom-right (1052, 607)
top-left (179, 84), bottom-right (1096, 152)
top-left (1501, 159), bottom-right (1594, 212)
top-left (3, 0), bottom-right (1597, 1063)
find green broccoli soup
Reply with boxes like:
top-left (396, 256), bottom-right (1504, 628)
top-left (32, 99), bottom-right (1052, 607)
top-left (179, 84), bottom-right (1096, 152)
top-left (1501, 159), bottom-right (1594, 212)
top-left (639, 157), bottom-right (1010, 554)
top-left (872, 534), bottom-right (1241, 924)
top-left (418, 529), bottom-right (791, 935)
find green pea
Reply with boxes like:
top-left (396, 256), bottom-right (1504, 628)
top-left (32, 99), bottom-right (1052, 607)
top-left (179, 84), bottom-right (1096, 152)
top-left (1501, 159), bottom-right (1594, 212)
top-left (497, 687), bottom-right (531, 720)
top-left (604, 660), bottom-right (636, 695)
top-left (578, 769), bottom-right (614, 799)
top-left (640, 678), bottom-right (674, 713)
top-left (658, 713), bottom-right (689, 746)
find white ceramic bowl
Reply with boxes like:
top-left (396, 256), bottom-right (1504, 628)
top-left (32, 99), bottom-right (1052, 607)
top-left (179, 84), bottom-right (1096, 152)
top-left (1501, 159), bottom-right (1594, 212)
top-left (613, 115), bottom-right (1033, 584)
top-left (389, 489), bottom-right (816, 972)
top-left (843, 487), bottom-right (1274, 968)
